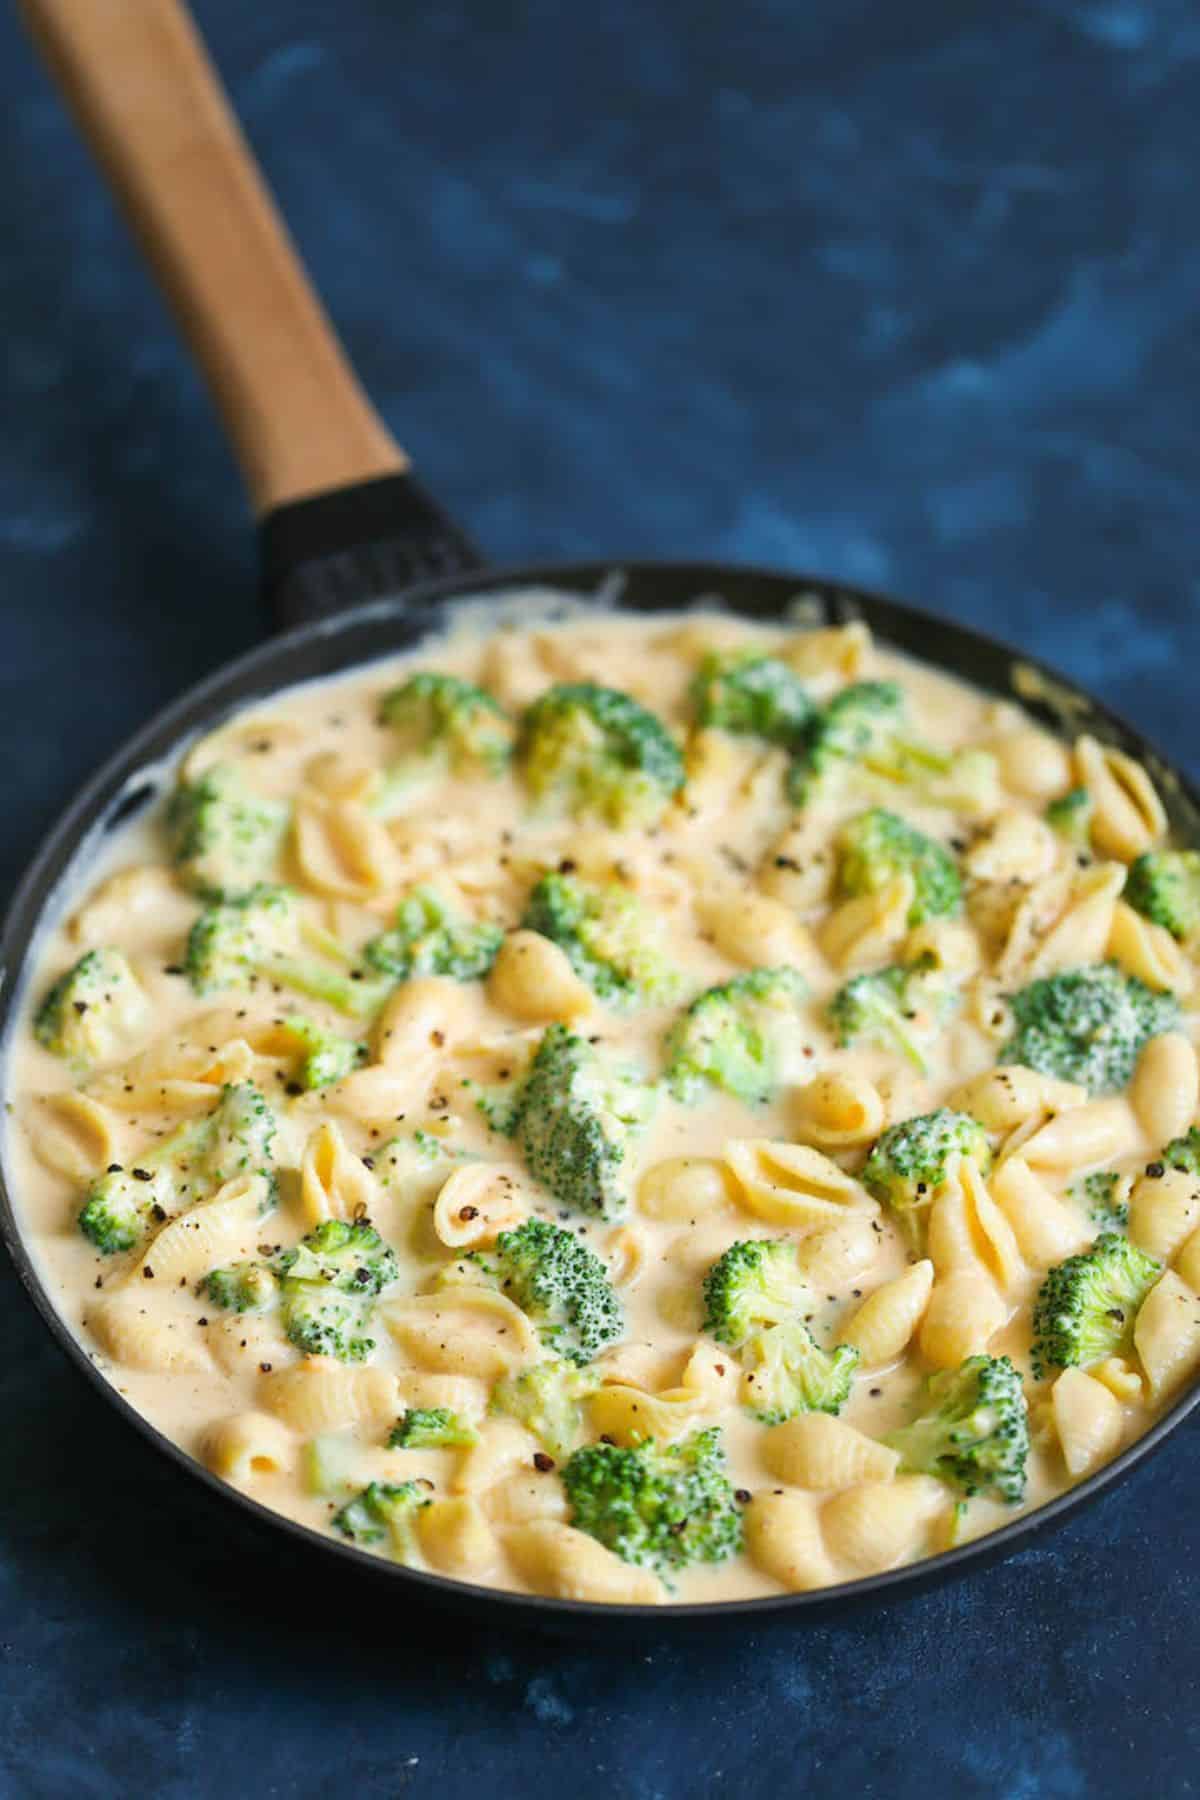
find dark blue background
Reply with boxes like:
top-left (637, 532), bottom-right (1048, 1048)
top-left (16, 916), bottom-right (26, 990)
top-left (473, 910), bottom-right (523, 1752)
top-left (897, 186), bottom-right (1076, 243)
top-left (2, 2), bottom-right (1198, 1794)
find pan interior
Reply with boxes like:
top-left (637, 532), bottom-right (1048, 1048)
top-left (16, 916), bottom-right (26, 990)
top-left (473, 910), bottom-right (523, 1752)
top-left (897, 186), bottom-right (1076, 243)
top-left (4, 557), bottom-right (1199, 1622)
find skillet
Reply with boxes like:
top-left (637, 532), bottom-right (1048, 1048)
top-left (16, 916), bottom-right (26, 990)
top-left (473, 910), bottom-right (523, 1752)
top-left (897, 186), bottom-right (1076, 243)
top-left (5, 0), bottom-right (1199, 1632)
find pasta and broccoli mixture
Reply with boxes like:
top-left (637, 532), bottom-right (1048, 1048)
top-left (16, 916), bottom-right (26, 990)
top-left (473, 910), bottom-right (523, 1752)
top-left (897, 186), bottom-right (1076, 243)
top-left (10, 605), bottom-right (1200, 1605)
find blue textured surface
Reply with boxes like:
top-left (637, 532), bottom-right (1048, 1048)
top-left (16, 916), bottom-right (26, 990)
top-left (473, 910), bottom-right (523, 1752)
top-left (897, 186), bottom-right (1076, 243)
top-left (2, 2), bottom-right (1199, 1794)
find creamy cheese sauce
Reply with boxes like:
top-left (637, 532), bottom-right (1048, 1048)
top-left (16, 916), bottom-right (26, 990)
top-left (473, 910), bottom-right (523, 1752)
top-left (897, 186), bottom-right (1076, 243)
top-left (7, 604), bottom-right (1200, 1606)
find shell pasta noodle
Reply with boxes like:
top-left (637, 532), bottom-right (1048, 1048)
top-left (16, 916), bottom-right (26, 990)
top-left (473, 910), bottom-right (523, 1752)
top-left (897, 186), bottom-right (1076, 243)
top-left (10, 600), bottom-right (1200, 1607)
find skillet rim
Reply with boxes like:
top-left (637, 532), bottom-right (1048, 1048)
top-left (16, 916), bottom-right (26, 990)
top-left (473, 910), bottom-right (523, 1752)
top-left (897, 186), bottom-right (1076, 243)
top-left (2, 552), bottom-right (1198, 1626)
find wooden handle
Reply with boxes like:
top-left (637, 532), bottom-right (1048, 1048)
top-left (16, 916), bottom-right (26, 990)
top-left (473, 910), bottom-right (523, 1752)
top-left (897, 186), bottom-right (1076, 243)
top-left (19, 0), bottom-right (408, 515)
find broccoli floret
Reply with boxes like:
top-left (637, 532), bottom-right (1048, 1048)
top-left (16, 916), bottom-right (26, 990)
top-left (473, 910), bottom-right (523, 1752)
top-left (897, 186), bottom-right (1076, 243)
top-left (521, 872), bottom-right (678, 1007)
top-left (513, 1026), bottom-right (654, 1220)
top-left (274, 1219), bottom-right (399, 1363)
top-left (1032, 1233), bottom-right (1162, 1377)
top-left (490, 1358), bottom-right (597, 1460)
top-left (1002, 962), bottom-right (1179, 1095)
top-left (1124, 850), bottom-right (1200, 944)
top-left (185, 884), bottom-right (389, 1017)
top-left (166, 763), bottom-right (289, 899)
top-left (478, 1217), bottom-right (623, 1362)
top-left (887, 1354), bottom-right (1029, 1503)
top-left (664, 966), bottom-right (807, 1104)
top-left (689, 650), bottom-right (815, 748)
top-left (1045, 786), bottom-right (1094, 849)
top-left (363, 886), bottom-right (503, 982)
top-left (561, 1428), bottom-right (742, 1576)
top-left (517, 682), bottom-right (685, 828)
top-left (34, 948), bottom-right (149, 1070)
top-left (207, 1080), bottom-right (280, 1189)
top-left (332, 1481), bottom-right (430, 1560)
top-left (274, 1015), bottom-right (366, 1090)
top-left (701, 1238), bottom-right (807, 1348)
top-left (377, 671), bottom-right (513, 781)
top-left (201, 1261), bottom-right (279, 1313)
top-left (827, 956), bottom-right (952, 1074)
top-left (790, 681), bottom-right (996, 812)
top-left (740, 1319), bottom-right (859, 1425)
top-left (836, 808), bottom-right (962, 926)
top-left (1073, 1170), bottom-right (1130, 1230)
top-left (275, 1218), bottom-right (398, 1296)
top-left (862, 1109), bottom-right (991, 1227)
top-left (1161, 1126), bottom-right (1200, 1177)
top-left (388, 1408), bottom-right (479, 1449)
top-left (79, 1081), bottom-right (278, 1254)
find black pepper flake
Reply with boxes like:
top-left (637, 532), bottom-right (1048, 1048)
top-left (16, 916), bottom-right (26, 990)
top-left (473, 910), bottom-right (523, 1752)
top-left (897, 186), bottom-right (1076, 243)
top-left (599, 1434), bottom-right (615, 1446)
top-left (362, 1156), bottom-right (375, 1171)
top-left (259, 1362), bottom-right (273, 1373)
top-left (735, 1489), bottom-right (751, 1505)
top-left (106, 1163), bottom-right (123, 1175)
top-left (869, 1387), bottom-right (882, 1397)
top-left (197, 1317), bottom-right (208, 1327)
top-left (132, 1168), bottom-right (153, 1183)
top-left (284, 1081), bottom-right (303, 1098)
top-left (163, 964), bottom-right (184, 977)
top-left (142, 1267), bottom-right (154, 1280)
top-left (1146, 1162), bottom-right (1165, 1179)
top-left (558, 858), bottom-right (577, 874)
top-left (73, 1001), bottom-right (88, 1016)
top-left (533, 1452), bottom-right (555, 1473)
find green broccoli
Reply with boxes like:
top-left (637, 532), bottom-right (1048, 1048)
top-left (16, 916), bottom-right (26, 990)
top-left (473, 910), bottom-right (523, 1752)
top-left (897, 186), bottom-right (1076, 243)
top-left (513, 1026), bottom-right (654, 1220)
top-left (332, 1481), bottom-right (430, 1560)
top-left (561, 1427), bottom-right (742, 1576)
top-left (201, 1261), bottom-right (279, 1313)
top-left (887, 1354), bottom-right (1029, 1503)
top-left (490, 1358), bottom-right (597, 1461)
top-left (275, 1218), bottom-right (398, 1296)
top-left (363, 885), bottom-right (503, 982)
top-left (827, 956), bottom-right (953, 1074)
top-left (1161, 1126), bottom-right (1200, 1177)
top-left (79, 1080), bottom-right (278, 1254)
top-left (1124, 850), bottom-right (1200, 944)
top-left (1032, 1232), bottom-right (1162, 1377)
top-left (165, 763), bottom-right (289, 899)
top-left (185, 884), bottom-right (389, 1017)
top-left (664, 966), bottom-right (808, 1104)
top-left (377, 670), bottom-right (513, 785)
top-left (1045, 786), bottom-right (1094, 850)
top-left (789, 681), bottom-right (996, 812)
top-left (274, 1218), bottom-right (399, 1363)
top-left (273, 1015), bottom-right (366, 1090)
top-left (521, 872), bottom-right (678, 1007)
top-left (34, 948), bottom-right (149, 1071)
top-left (516, 682), bottom-right (685, 828)
top-left (1073, 1170), bottom-right (1130, 1230)
top-left (701, 1238), bottom-right (807, 1348)
top-left (862, 1109), bottom-right (991, 1228)
top-left (473, 1216), bottom-right (623, 1362)
top-left (388, 1408), bottom-right (478, 1449)
top-left (1002, 962), bottom-right (1179, 1095)
top-left (740, 1320), bottom-right (859, 1425)
top-left (836, 808), bottom-right (962, 926)
top-left (689, 650), bottom-right (814, 748)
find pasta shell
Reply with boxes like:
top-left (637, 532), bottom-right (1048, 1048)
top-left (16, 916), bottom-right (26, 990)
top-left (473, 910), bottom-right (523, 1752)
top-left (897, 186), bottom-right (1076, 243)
top-left (989, 1158), bottom-right (1090, 1267)
top-left (418, 1497), bottom-right (499, 1577)
top-left (131, 1173), bottom-right (271, 1285)
top-left (1050, 1368), bottom-right (1123, 1479)
top-left (1074, 736), bottom-right (1166, 862)
top-left (821, 1476), bottom-right (944, 1576)
top-left (743, 1490), bottom-right (838, 1593)
top-left (87, 1293), bottom-right (211, 1375)
top-left (1134, 1269), bottom-right (1200, 1402)
top-left (840, 1261), bottom-right (934, 1367)
top-left (919, 1268), bottom-right (1006, 1369)
top-left (201, 1410), bottom-right (295, 1483)
top-left (299, 1121), bottom-right (377, 1227)
top-left (792, 1071), bottom-right (886, 1150)
top-left (637, 1157), bottom-right (735, 1222)
top-left (1128, 1168), bottom-right (1200, 1263)
top-left (382, 1289), bottom-right (540, 1380)
top-left (724, 1139), bottom-right (875, 1231)
top-left (1129, 1033), bottom-right (1199, 1144)
top-left (433, 1163), bottom-right (529, 1250)
top-left (504, 1521), bottom-right (666, 1604)
top-left (762, 1414), bottom-right (900, 1489)
top-left (587, 1384), bottom-right (707, 1446)
top-left (260, 1359), bottom-right (398, 1433)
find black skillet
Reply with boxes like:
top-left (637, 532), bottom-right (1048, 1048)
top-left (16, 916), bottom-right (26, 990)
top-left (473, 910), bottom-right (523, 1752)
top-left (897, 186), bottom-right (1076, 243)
top-left (5, 0), bottom-right (1199, 1634)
